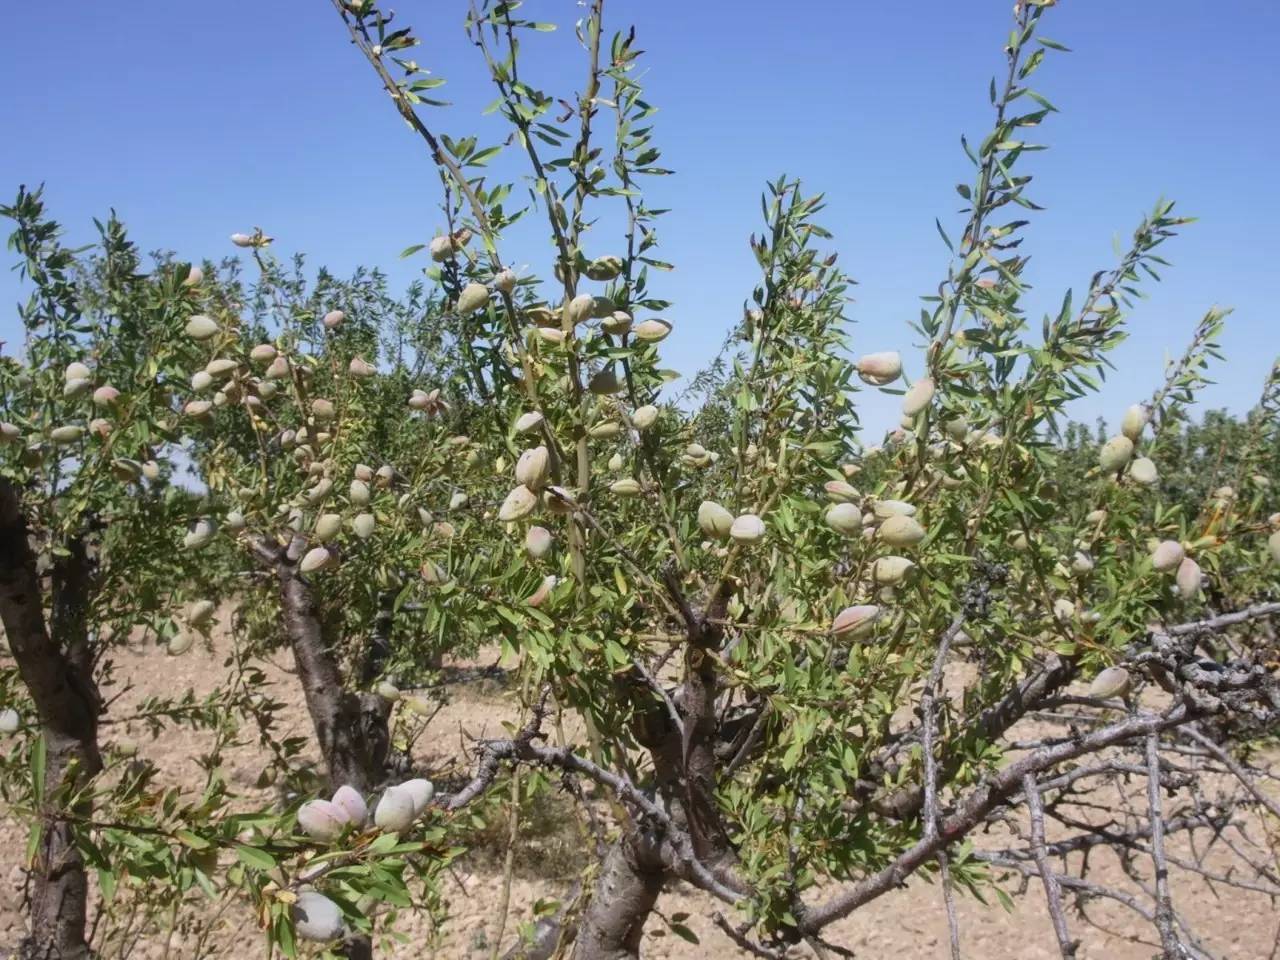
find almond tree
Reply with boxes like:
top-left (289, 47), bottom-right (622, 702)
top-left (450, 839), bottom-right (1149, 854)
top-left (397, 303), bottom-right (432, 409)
top-left (322, 2), bottom-right (1280, 958)
top-left (0, 187), bottom-right (228, 959)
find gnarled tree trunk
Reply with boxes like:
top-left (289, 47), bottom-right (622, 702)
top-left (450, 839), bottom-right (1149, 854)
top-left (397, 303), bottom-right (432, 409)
top-left (0, 481), bottom-right (102, 960)
top-left (266, 536), bottom-right (391, 960)
top-left (270, 535), bottom-right (391, 796)
top-left (572, 833), bottom-right (663, 960)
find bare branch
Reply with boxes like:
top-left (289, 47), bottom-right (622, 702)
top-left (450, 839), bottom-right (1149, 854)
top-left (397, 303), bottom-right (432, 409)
top-left (1145, 731), bottom-right (1183, 958)
top-left (1022, 772), bottom-right (1079, 958)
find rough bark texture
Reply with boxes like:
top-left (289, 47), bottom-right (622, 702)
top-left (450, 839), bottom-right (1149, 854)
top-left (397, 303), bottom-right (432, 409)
top-left (274, 535), bottom-right (391, 796)
top-left (0, 482), bottom-right (102, 960)
top-left (269, 536), bottom-right (390, 960)
top-left (572, 835), bottom-right (663, 960)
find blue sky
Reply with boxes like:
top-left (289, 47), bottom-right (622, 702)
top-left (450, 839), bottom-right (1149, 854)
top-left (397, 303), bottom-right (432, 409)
top-left (2, 1), bottom-right (1277, 435)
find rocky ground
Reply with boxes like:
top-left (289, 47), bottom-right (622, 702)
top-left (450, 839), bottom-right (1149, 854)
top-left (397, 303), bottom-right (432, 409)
top-left (2, 621), bottom-right (1278, 959)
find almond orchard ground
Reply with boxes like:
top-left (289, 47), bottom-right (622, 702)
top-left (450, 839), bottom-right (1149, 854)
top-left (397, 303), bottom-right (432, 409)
top-left (3, 619), bottom-right (1277, 959)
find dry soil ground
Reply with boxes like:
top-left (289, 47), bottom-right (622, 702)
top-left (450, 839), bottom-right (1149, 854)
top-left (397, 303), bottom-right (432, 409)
top-left (3, 623), bottom-right (1278, 959)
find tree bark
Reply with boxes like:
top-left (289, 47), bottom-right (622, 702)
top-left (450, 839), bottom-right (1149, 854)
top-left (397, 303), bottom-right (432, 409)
top-left (274, 536), bottom-right (390, 795)
top-left (572, 834), bottom-right (663, 960)
top-left (0, 482), bottom-right (101, 960)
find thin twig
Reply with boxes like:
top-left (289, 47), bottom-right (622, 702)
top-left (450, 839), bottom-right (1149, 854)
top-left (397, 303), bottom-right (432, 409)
top-left (1022, 772), bottom-right (1078, 958)
top-left (1146, 730), bottom-right (1183, 958)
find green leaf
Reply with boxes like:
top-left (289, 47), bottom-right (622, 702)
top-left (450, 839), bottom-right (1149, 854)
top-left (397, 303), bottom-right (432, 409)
top-left (235, 844), bottom-right (277, 871)
top-left (671, 923), bottom-right (699, 944)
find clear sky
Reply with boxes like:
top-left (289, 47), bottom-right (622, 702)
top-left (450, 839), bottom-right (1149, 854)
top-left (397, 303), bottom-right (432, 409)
top-left (2, 1), bottom-right (1277, 436)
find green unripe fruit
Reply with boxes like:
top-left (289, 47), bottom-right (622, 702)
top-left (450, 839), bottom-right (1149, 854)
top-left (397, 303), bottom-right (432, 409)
top-left (567, 293), bottom-right (595, 326)
top-left (50, 425), bottom-right (84, 445)
top-left (872, 556), bottom-right (915, 585)
top-left (498, 485), bottom-right (538, 522)
top-left (585, 255), bottom-right (624, 280)
top-left (63, 377), bottom-right (91, 398)
top-left (457, 282), bottom-right (490, 315)
top-left (1269, 530), bottom-right (1280, 564)
top-left (400, 778), bottom-right (435, 814)
top-left (525, 525), bottom-right (553, 559)
top-left (588, 421), bottom-right (621, 439)
top-left (205, 357), bottom-right (238, 378)
top-left (352, 513), bottom-right (376, 540)
top-left (610, 478), bottom-right (642, 497)
top-left (515, 446), bottom-right (550, 491)
top-left (188, 600), bottom-right (217, 627)
top-left (184, 315), bottom-right (220, 341)
top-left (314, 513), bottom-right (343, 542)
top-left (940, 418), bottom-right (967, 442)
top-left (1120, 404), bottom-right (1148, 442)
top-left (527, 574), bottom-right (557, 607)
top-left (1151, 540), bottom-right (1184, 571)
top-left (515, 411), bottom-right (544, 434)
top-left (697, 501), bottom-right (734, 540)
top-left (831, 604), bottom-right (880, 638)
top-left (300, 546), bottom-right (336, 574)
top-left (111, 458), bottom-right (143, 482)
top-left (375, 681), bottom-right (400, 701)
top-left (872, 499), bottom-right (916, 519)
top-left (824, 503), bottom-right (863, 537)
top-left (856, 351), bottom-right (902, 386)
top-left (632, 318), bottom-right (672, 342)
top-left (729, 513), bottom-right (765, 543)
top-left (1099, 435), bottom-right (1134, 473)
top-left (588, 366), bottom-right (624, 395)
top-left (292, 891), bottom-right (345, 943)
top-left (902, 377), bottom-right (936, 417)
top-left (429, 235), bottom-right (455, 262)
top-left (878, 515), bottom-right (925, 547)
top-left (374, 785), bottom-right (416, 833)
top-left (419, 560), bottom-right (447, 585)
top-left (590, 294), bottom-right (617, 319)
top-left (64, 361), bottom-right (91, 382)
top-left (1175, 557), bottom-right (1201, 599)
top-left (1128, 457), bottom-right (1158, 486)
top-left (824, 480), bottom-right (859, 503)
top-left (167, 633), bottom-right (195, 656)
top-left (632, 405), bottom-right (658, 430)
top-left (183, 522), bottom-right (215, 552)
top-left (602, 311), bottom-right (633, 335)
top-left (1089, 666), bottom-right (1131, 700)
top-left (305, 478), bottom-right (334, 506)
top-left (297, 799), bottom-right (348, 842)
top-left (494, 268), bottom-right (518, 294)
